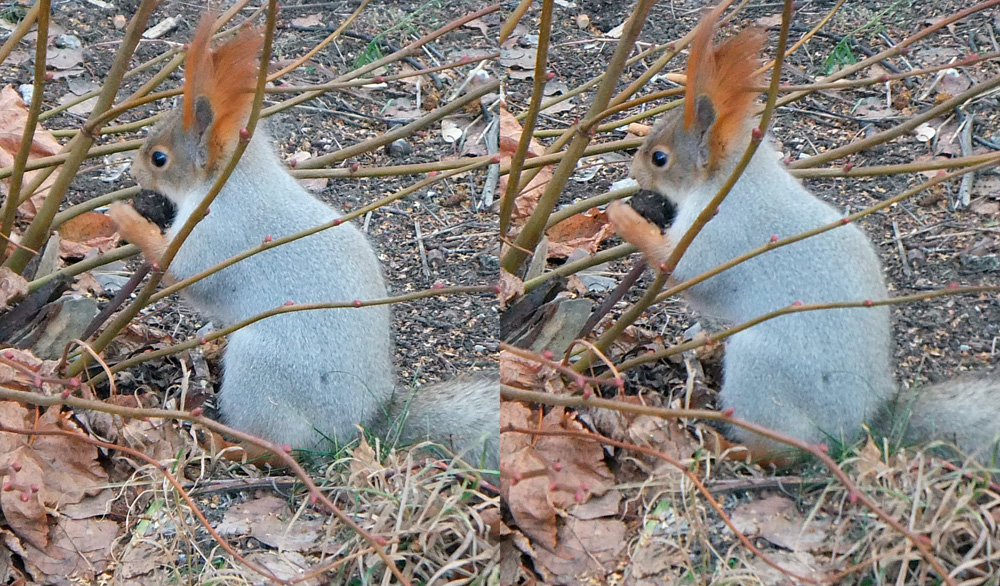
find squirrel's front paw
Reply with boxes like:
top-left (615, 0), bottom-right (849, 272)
top-left (607, 200), bottom-right (673, 270)
top-left (108, 202), bottom-right (167, 264)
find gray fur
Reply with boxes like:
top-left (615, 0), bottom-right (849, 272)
top-left (138, 125), bottom-right (497, 467)
top-left (892, 378), bottom-right (1000, 466)
top-left (667, 135), bottom-right (894, 454)
top-left (632, 111), bottom-right (1000, 463)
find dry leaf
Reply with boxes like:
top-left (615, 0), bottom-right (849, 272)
top-left (0, 401), bottom-right (116, 582)
top-left (531, 517), bottom-right (627, 582)
top-left (498, 270), bottom-right (524, 308)
top-left (15, 516), bottom-right (118, 582)
top-left (503, 406), bottom-right (615, 549)
top-left (58, 212), bottom-right (119, 259)
top-left (969, 197), bottom-right (1000, 216)
top-left (0, 266), bottom-right (28, 307)
top-left (755, 14), bottom-right (783, 27)
top-left (545, 208), bottom-right (615, 259)
top-left (0, 86), bottom-right (63, 219)
top-left (290, 13), bottom-right (323, 27)
top-left (217, 495), bottom-right (290, 537)
top-left (496, 106), bottom-right (552, 225)
top-left (46, 47), bottom-right (83, 71)
top-left (463, 17), bottom-right (489, 36)
top-left (937, 70), bottom-right (971, 96)
top-left (731, 495), bottom-right (831, 552)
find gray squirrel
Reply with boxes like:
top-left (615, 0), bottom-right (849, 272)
top-left (108, 18), bottom-right (497, 469)
top-left (607, 7), bottom-right (1000, 464)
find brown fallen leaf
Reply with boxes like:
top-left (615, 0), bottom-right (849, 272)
top-left (58, 211), bottom-right (120, 259)
top-left (217, 495), bottom-right (290, 537)
top-left (0, 400), bottom-right (116, 583)
top-left (0, 348), bottom-right (60, 394)
top-left (545, 208), bottom-right (615, 259)
top-left (969, 197), bottom-right (999, 216)
top-left (746, 550), bottom-right (834, 585)
top-left (503, 405), bottom-right (615, 551)
top-left (0, 85), bottom-right (63, 220)
top-left (730, 494), bottom-right (831, 552)
top-left (290, 13), bottom-right (323, 27)
top-left (532, 517), bottom-right (627, 582)
top-left (0, 266), bottom-right (28, 307)
top-left (14, 516), bottom-right (118, 583)
top-left (499, 350), bottom-right (560, 391)
top-left (496, 106), bottom-right (553, 225)
top-left (627, 122), bottom-right (652, 137)
top-left (498, 270), bottom-right (524, 309)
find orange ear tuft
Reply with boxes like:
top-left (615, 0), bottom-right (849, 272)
top-left (682, 6), bottom-right (720, 133)
top-left (182, 14), bottom-right (263, 168)
top-left (708, 28), bottom-right (766, 165)
top-left (182, 14), bottom-right (216, 132)
top-left (683, 7), bottom-right (766, 169)
top-left (205, 26), bottom-right (263, 163)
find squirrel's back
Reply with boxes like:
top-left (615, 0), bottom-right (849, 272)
top-left (167, 132), bottom-right (395, 449)
top-left (679, 137), bottom-right (895, 454)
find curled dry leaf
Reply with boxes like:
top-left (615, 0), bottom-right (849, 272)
top-left (627, 122), bottom-right (652, 137)
top-left (0, 348), bottom-right (59, 394)
top-left (502, 403), bottom-right (622, 581)
top-left (499, 349), bottom-right (560, 391)
top-left (545, 208), bottom-right (615, 259)
top-left (0, 86), bottom-right (63, 220)
top-left (730, 494), bottom-right (831, 552)
top-left (0, 401), bottom-right (116, 583)
top-left (498, 270), bottom-right (524, 309)
top-left (913, 122), bottom-right (935, 142)
top-left (57, 211), bottom-right (120, 259)
top-left (0, 266), bottom-right (28, 307)
top-left (496, 106), bottom-right (553, 225)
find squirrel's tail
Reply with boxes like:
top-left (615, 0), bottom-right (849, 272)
top-left (385, 372), bottom-right (499, 471)
top-left (890, 377), bottom-right (1000, 466)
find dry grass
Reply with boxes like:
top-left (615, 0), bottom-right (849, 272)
top-left (111, 434), bottom-right (498, 585)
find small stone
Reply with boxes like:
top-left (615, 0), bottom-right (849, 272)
top-left (54, 34), bottom-right (82, 49)
top-left (386, 138), bottom-right (412, 158)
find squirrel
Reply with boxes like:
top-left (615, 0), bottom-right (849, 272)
top-left (606, 7), bottom-right (1000, 465)
top-left (107, 17), bottom-right (497, 469)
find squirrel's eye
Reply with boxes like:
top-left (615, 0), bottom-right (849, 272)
top-left (651, 150), bottom-right (669, 168)
top-left (151, 151), bottom-right (169, 168)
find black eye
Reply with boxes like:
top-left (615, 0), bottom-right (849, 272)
top-left (651, 150), bottom-right (669, 167)
top-left (151, 151), bottom-right (168, 168)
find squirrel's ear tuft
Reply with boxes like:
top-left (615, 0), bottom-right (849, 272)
top-left (182, 14), bottom-right (263, 169)
top-left (208, 25), bottom-right (263, 161)
top-left (683, 7), bottom-right (766, 170)
top-left (182, 14), bottom-right (216, 134)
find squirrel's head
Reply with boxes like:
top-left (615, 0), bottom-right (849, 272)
top-left (630, 8), bottom-right (765, 203)
top-left (131, 15), bottom-right (262, 202)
